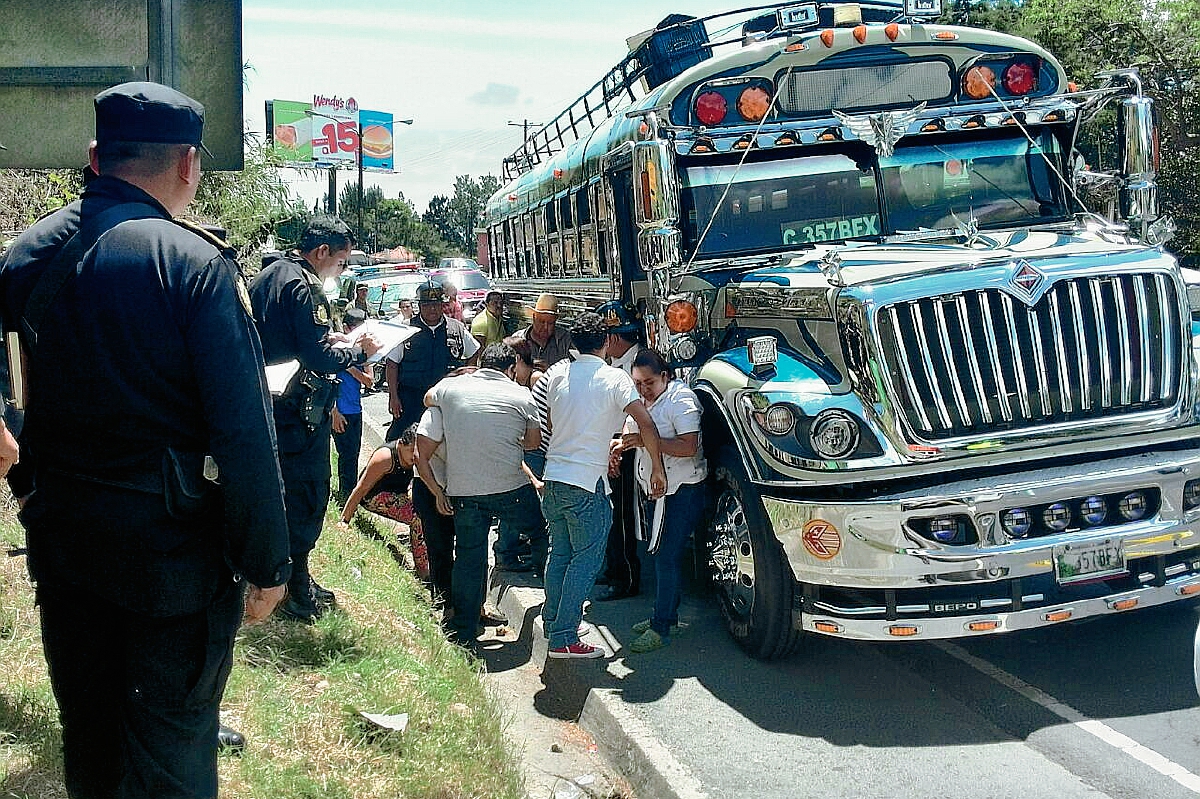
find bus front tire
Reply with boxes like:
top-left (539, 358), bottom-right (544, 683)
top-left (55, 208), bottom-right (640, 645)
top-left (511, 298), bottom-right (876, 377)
top-left (707, 450), bottom-right (802, 660)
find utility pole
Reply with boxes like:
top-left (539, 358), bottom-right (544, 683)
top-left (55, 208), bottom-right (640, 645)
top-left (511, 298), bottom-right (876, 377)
top-left (507, 120), bottom-right (541, 169)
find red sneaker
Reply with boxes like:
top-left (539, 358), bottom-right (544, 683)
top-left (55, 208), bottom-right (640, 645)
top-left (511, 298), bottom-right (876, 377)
top-left (547, 641), bottom-right (605, 659)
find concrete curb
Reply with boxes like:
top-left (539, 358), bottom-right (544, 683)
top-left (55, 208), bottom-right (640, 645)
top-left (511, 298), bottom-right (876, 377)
top-left (356, 407), bottom-right (707, 799)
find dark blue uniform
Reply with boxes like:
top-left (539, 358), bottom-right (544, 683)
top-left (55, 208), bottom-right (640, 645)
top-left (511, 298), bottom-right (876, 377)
top-left (388, 315), bottom-right (470, 439)
top-left (248, 255), bottom-right (365, 609)
top-left (0, 174), bottom-right (291, 798)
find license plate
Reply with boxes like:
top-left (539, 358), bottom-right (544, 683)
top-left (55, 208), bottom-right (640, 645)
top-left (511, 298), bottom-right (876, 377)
top-left (1053, 539), bottom-right (1126, 584)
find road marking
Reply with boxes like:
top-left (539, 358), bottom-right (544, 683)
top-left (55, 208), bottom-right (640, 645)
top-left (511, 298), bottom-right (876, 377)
top-left (935, 640), bottom-right (1200, 795)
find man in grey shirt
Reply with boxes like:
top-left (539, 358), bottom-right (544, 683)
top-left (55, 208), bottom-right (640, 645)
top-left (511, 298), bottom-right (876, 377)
top-left (424, 342), bottom-right (545, 645)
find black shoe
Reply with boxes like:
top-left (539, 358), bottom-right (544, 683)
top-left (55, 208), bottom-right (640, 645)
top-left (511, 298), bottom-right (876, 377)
top-left (217, 724), bottom-right (245, 754)
top-left (595, 587), bottom-right (638, 602)
top-left (311, 579), bottom-right (336, 609)
top-left (277, 596), bottom-right (323, 624)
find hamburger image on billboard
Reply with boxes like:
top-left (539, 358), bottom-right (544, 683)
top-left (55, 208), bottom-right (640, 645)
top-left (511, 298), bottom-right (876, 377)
top-left (361, 124), bottom-right (393, 158)
top-left (358, 109), bottom-right (395, 172)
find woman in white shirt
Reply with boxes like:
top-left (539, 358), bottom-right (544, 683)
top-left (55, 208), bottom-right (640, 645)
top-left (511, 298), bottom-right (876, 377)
top-left (617, 349), bottom-right (708, 653)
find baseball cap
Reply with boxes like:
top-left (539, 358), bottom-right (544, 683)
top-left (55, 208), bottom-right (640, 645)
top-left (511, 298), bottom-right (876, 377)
top-left (417, 281), bottom-right (445, 304)
top-left (94, 81), bottom-right (212, 157)
top-left (596, 300), bottom-right (640, 334)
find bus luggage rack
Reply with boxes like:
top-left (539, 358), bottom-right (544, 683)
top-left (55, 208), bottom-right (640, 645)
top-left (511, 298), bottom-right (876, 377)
top-left (503, 50), bottom-right (650, 181)
top-left (502, 13), bottom-right (717, 181)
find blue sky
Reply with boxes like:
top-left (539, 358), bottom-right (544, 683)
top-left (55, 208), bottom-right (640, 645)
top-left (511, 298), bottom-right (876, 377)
top-left (242, 0), bottom-right (735, 212)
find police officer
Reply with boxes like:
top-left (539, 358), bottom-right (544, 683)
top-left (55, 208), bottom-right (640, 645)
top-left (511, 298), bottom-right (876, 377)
top-left (596, 300), bottom-right (644, 601)
top-left (385, 280), bottom-right (479, 440)
top-left (249, 216), bottom-right (382, 623)
top-left (0, 81), bottom-right (291, 799)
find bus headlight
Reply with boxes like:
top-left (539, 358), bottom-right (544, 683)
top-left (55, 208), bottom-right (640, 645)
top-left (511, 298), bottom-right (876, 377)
top-left (809, 409), bottom-right (859, 459)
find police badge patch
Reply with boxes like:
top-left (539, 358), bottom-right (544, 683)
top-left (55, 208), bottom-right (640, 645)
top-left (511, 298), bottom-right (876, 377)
top-left (447, 329), bottom-right (464, 359)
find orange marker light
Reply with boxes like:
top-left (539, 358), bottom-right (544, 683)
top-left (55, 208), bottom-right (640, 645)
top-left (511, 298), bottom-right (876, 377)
top-left (553, 168), bottom-right (564, 179)
top-left (964, 66), bottom-right (997, 99)
top-left (934, 31), bottom-right (958, 40)
top-left (665, 300), bottom-right (698, 333)
top-left (813, 621), bottom-right (843, 634)
top-left (820, 29), bottom-right (835, 47)
top-left (1179, 582), bottom-right (1200, 596)
top-left (853, 25), bottom-right (867, 43)
top-left (785, 41), bottom-right (807, 52)
top-left (967, 620), bottom-right (1000, 632)
top-left (888, 625), bottom-right (919, 637)
top-left (737, 86), bottom-right (772, 122)
top-left (1108, 598), bottom-right (1138, 611)
top-left (1044, 609), bottom-right (1072, 623)
top-left (884, 23), bottom-right (900, 40)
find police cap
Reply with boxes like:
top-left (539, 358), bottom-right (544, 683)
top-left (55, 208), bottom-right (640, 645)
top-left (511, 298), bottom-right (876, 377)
top-left (416, 281), bottom-right (445, 304)
top-left (94, 81), bottom-right (212, 156)
top-left (596, 300), bottom-right (640, 334)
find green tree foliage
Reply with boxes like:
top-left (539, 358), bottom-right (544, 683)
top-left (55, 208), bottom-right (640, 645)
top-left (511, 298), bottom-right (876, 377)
top-left (0, 169), bottom-right (84, 241)
top-left (446, 173), bottom-right (501, 253)
top-left (191, 133), bottom-right (310, 259)
top-left (944, 0), bottom-right (1200, 255)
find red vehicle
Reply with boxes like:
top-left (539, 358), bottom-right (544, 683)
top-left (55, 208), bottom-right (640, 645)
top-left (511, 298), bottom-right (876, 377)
top-left (430, 259), bottom-right (493, 322)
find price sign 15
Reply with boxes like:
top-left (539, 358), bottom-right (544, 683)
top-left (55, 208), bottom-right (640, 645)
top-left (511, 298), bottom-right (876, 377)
top-left (314, 120), bottom-right (359, 158)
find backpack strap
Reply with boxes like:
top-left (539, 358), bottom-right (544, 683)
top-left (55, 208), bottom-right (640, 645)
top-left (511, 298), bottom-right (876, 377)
top-left (20, 202), bottom-right (161, 354)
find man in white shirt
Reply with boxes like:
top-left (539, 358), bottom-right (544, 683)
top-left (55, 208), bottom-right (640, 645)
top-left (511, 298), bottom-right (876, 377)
top-left (424, 342), bottom-right (544, 646)
top-left (539, 312), bottom-right (666, 659)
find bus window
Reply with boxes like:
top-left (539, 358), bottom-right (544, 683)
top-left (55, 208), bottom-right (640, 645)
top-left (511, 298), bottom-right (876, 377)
top-left (545, 202), bottom-right (558, 234)
top-left (558, 194), bottom-right (574, 229)
top-left (575, 187), bottom-right (591, 225)
top-left (522, 212), bottom-right (535, 278)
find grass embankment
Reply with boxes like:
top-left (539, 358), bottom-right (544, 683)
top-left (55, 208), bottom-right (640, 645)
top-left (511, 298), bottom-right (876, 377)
top-left (0, 493), bottom-right (524, 799)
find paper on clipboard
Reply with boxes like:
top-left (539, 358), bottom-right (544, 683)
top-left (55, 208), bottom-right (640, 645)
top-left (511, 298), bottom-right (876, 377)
top-left (265, 360), bottom-right (301, 396)
top-left (333, 319), bottom-right (418, 363)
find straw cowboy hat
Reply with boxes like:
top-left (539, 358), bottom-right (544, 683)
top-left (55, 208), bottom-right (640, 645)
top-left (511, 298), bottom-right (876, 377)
top-left (533, 293), bottom-right (560, 316)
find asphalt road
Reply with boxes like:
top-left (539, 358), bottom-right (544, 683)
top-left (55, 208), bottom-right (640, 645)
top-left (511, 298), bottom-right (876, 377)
top-left (360, 389), bottom-right (1200, 799)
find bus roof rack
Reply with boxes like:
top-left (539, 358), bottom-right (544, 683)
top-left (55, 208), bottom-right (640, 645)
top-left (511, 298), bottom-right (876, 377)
top-left (501, 2), bottom-right (906, 181)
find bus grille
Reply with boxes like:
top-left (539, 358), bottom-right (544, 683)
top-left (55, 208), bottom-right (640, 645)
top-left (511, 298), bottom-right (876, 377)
top-left (874, 274), bottom-right (1183, 439)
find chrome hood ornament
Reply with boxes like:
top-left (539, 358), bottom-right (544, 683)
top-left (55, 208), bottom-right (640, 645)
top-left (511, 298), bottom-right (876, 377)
top-left (833, 103), bottom-right (927, 158)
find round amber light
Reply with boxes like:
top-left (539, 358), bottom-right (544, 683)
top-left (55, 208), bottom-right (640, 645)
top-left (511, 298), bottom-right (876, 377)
top-left (963, 66), bottom-right (997, 100)
top-left (737, 86), bottom-right (772, 123)
top-left (665, 300), bottom-right (698, 333)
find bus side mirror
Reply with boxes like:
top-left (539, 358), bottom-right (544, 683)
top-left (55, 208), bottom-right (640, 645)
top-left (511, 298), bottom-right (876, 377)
top-left (632, 140), bottom-right (679, 228)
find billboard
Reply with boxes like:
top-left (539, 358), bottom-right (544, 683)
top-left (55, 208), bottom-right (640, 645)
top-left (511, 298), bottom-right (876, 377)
top-left (265, 96), bottom-right (397, 173)
top-left (359, 110), bottom-right (394, 173)
top-left (265, 100), bottom-right (313, 164)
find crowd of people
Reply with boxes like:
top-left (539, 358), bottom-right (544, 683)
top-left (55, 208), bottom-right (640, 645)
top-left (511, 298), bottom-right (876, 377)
top-left (0, 79), bottom-right (713, 798)
top-left (333, 280), bottom-right (711, 659)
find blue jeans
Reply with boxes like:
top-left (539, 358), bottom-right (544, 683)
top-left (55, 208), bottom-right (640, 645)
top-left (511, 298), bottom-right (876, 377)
top-left (650, 481), bottom-right (705, 637)
top-left (494, 452), bottom-right (549, 567)
top-left (541, 478), bottom-right (612, 650)
top-left (332, 412), bottom-right (363, 501)
top-left (449, 484), bottom-right (542, 643)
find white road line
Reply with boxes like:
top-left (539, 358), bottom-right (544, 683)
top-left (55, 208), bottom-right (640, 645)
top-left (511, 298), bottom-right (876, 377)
top-left (935, 640), bottom-right (1200, 795)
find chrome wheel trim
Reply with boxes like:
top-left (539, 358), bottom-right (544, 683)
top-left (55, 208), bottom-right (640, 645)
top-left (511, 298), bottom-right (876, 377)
top-left (709, 489), bottom-right (756, 619)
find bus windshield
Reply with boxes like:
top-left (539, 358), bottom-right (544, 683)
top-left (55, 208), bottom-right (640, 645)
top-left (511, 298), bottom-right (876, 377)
top-left (680, 154), bottom-right (880, 259)
top-left (882, 132), bottom-right (1067, 234)
top-left (678, 131), bottom-right (1068, 260)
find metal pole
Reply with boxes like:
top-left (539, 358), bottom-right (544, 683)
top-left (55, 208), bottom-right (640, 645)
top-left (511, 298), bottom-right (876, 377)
top-left (357, 125), bottom-right (364, 247)
top-left (327, 166), bottom-right (337, 215)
